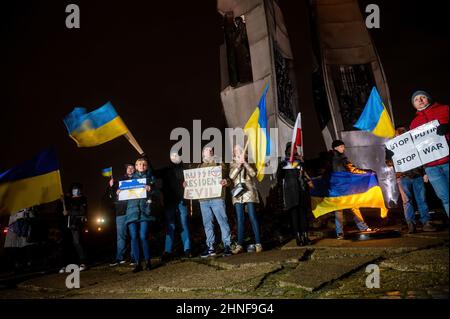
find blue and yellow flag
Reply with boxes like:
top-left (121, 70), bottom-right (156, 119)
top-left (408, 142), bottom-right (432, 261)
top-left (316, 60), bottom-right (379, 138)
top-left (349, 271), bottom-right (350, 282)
top-left (244, 84), bottom-right (270, 181)
top-left (0, 147), bottom-right (63, 215)
top-left (101, 167), bottom-right (113, 177)
top-left (310, 172), bottom-right (388, 219)
top-left (354, 87), bottom-right (395, 138)
top-left (63, 102), bottom-right (129, 147)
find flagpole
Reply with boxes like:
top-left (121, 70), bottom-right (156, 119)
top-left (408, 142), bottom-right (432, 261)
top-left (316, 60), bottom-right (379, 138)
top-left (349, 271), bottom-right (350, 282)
top-left (299, 112), bottom-right (304, 157)
top-left (124, 131), bottom-right (145, 155)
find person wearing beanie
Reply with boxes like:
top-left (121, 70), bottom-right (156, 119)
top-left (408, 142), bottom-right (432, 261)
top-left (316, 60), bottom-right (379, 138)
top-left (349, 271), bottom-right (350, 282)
top-left (330, 140), bottom-right (374, 239)
top-left (410, 90), bottom-right (449, 217)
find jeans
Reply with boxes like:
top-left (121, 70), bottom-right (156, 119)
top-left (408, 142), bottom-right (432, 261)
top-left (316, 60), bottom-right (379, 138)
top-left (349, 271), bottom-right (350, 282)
top-left (199, 199), bottom-right (231, 248)
top-left (335, 208), bottom-right (369, 235)
top-left (234, 202), bottom-right (261, 246)
top-left (128, 221), bottom-right (150, 263)
top-left (164, 201), bottom-right (191, 253)
top-left (425, 163), bottom-right (449, 217)
top-left (400, 176), bottom-right (430, 224)
top-left (115, 215), bottom-right (128, 261)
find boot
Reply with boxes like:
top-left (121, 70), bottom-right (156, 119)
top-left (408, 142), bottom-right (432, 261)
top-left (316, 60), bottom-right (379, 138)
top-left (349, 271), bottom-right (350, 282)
top-left (422, 221), bottom-right (436, 232)
top-left (295, 233), bottom-right (304, 246)
top-left (407, 221), bottom-right (416, 234)
top-left (301, 232), bottom-right (312, 246)
top-left (132, 262), bottom-right (143, 273)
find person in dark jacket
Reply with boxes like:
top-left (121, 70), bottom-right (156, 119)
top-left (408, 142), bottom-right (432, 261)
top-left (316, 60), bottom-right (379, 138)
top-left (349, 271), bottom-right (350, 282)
top-left (155, 152), bottom-right (192, 261)
top-left (120, 157), bottom-right (156, 273)
top-left (107, 163), bottom-right (135, 266)
top-left (409, 90), bottom-right (449, 217)
top-left (277, 142), bottom-right (314, 246)
top-left (59, 182), bottom-right (88, 273)
top-left (331, 140), bottom-right (373, 239)
top-left (386, 126), bottom-right (436, 233)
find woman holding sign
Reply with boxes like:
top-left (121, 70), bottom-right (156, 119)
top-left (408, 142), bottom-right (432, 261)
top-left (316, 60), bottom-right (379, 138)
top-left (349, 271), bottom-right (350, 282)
top-left (229, 144), bottom-right (262, 254)
top-left (122, 157), bottom-right (157, 273)
top-left (410, 90), bottom-right (449, 217)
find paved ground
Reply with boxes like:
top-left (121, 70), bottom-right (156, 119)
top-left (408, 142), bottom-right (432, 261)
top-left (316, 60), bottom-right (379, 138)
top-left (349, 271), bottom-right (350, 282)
top-left (0, 227), bottom-right (448, 299)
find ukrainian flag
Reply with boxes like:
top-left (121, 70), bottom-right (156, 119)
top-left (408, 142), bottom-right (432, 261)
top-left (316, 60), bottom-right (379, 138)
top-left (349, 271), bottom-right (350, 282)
top-left (354, 87), bottom-right (395, 138)
top-left (64, 102), bottom-right (129, 147)
top-left (244, 83), bottom-right (271, 181)
top-left (101, 167), bottom-right (113, 177)
top-left (0, 148), bottom-right (63, 215)
top-left (310, 172), bottom-right (388, 219)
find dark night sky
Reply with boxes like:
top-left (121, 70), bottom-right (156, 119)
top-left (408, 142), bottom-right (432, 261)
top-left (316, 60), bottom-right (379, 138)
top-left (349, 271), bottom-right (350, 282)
top-left (0, 0), bottom-right (448, 213)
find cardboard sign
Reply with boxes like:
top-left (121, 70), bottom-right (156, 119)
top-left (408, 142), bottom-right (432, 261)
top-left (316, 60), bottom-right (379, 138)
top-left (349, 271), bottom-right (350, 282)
top-left (385, 120), bottom-right (449, 172)
top-left (183, 166), bottom-right (222, 200)
top-left (118, 178), bottom-right (147, 201)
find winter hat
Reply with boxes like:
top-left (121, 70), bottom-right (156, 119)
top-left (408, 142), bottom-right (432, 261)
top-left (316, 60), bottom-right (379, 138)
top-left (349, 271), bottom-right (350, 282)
top-left (331, 140), bottom-right (345, 149)
top-left (411, 90), bottom-right (433, 106)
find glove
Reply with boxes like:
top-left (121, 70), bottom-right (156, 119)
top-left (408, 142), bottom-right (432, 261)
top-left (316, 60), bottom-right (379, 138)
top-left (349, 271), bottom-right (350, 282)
top-left (436, 123), bottom-right (449, 136)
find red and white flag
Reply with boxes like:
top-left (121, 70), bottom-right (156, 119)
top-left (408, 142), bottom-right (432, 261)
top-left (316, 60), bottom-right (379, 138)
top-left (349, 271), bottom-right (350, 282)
top-left (290, 113), bottom-right (303, 162)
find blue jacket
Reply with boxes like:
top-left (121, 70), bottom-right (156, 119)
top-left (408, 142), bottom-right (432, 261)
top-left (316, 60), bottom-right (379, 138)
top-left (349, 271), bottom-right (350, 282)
top-left (125, 170), bottom-right (157, 224)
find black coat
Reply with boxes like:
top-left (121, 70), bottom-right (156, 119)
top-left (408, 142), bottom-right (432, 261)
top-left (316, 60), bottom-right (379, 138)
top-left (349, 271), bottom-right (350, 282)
top-left (106, 174), bottom-right (132, 216)
top-left (277, 159), bottom-right (307, 211)
top-left (64, 195), bottom-right (87, 229)
top-left (154, 163), bottom-right (186, 205)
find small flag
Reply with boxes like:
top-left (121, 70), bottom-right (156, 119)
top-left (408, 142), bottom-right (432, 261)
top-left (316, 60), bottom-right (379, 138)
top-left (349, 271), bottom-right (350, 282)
top-left (101, 167), bottom-right (113, 177)
top-left (354, 87), bottom-right (395, 138)
top-left (0, 147), bottom-right (63, 215)
top-left (63, 102), bottom-right (129, 147)
top-left (244, 83), bottom-right (271, 182)
top-left (290, 113), bottom-right (303, 162)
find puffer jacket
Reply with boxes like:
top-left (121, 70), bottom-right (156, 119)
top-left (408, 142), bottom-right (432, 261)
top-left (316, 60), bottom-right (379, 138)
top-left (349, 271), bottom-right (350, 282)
top-left (410, 102), bottom-right (449, 167)
top-left (229, 161), bottom-right (259, 205)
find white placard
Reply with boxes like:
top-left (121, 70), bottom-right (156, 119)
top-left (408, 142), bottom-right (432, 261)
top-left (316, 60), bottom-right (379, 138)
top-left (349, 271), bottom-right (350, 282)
top-left (118, 178), bottom-right (147, 201)
top-left (183, 166), bottom-right (222, 200)
top-left (385, 120), bottom-right (449, 172)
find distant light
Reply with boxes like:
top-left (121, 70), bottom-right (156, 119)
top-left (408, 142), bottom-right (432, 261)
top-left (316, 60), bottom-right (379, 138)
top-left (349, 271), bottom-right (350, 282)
top-left (97, 218), bottom-right (101, 223)
top-left (84, 229), bottom-right (89, 233)
top-left (101, 218), bottom-right (105, 223)
top-left (97, 227), bottom-right (102, 232)
top-left (2, 228), bottom-right (8, 234)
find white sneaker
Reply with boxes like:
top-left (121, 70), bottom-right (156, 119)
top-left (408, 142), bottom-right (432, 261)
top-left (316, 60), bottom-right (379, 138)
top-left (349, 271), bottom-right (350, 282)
top-left (59, 267), bottom-right (66, 274)
top-left (79, 264), bottom-right (86, 271)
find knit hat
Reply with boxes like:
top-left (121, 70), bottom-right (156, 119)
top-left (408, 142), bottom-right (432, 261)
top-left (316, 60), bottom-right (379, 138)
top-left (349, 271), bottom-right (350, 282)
top-left (411, 90), bottom-right (433, 106)
top-left (331, 140), bottom-right (345, 149)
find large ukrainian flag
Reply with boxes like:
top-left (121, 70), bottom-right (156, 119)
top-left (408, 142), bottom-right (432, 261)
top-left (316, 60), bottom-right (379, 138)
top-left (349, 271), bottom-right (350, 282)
top-left (244, 84), bottom-right (270, 182)
top-left (0, 148), bottom-right (63, 215)
top-left (310, 172), bottom-right (388, 219)
top-left (354, 87), bottom-right (395, 138)
top-left (64, 102), bottom-right (129, 147)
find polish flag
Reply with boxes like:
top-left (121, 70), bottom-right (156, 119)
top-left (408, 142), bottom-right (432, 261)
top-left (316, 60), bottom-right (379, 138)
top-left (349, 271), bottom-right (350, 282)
top-left (290, 113), bottom-right (303, 162)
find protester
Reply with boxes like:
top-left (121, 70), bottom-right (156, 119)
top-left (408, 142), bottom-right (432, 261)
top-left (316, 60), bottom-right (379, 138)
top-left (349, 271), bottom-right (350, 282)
top-left (386, 126), bottom-right (436, 233)
top-left (155, 152), bottom-right (192, 262)
top-left (107, 163), bottom-right (135, 267)
top-left (277, 142), bottom-right (313, 246)
top-left (59, 183), bottom-right (88, 273)
top-left (197, 147), bottom-right (233, 258)
top-left (409, 90), bottom-right (449, 217)
top-left (330, 140), bottom-right (373, 239)
top-left (229, 144), bottom-right (262, 254)
top-left (122, 157), bottom-right (156, 273)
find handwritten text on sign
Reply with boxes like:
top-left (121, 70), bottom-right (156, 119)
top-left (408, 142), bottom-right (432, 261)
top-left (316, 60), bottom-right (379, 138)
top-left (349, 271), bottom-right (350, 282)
top-left (385, 120), bottom-right (449, 172)
top-left (183, 166), bottom-right (222, 200)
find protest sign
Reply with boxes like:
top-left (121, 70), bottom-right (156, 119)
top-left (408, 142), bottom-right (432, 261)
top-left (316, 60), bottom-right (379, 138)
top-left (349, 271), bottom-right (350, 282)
top-left (385, 120), bottom-right (449, 172)
top-left (183, 166), bottom-right (222, 200)
top-left (118, 178), bottom-right (147, 201)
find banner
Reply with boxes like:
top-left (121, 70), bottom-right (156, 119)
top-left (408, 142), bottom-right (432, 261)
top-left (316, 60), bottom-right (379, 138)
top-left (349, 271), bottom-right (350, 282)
top-left (385, 120), bottom-right (449, 172)
top-left (183, 166), bottom-right (222, 200)
top-left (118, 178), bottom-right (147, 201)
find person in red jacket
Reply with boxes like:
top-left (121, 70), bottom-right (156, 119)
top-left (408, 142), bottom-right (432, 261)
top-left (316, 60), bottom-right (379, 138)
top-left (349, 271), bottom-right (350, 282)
top-left (410, 90), bottom-right (449, 217)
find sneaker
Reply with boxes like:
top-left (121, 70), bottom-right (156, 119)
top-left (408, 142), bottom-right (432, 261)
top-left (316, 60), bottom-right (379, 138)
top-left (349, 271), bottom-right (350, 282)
top-left (200, 247), bottom-right (216, 258)
top-left (79, 264), bottom-right (87, 272)
top-left (336, 233), bottom-right (345, 240)
top-left (255, 244), bottom-right (263, 253)
top-left (129, 262), bottom-right (137, 266)
top-left (119, 260), bottom-right (126, 265)
top-left (132, 263), bottom-right (143, 273)
top-left (223, 246), bottom-right (232, 257)
top-left (109, 260), bottom-right (119, 267)
top-left (422, 221), bottom-right (437, 232)
top-left (59, 266), bottom-right (66, 274)
top-left (232, 245), bottom-right (244, 255)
